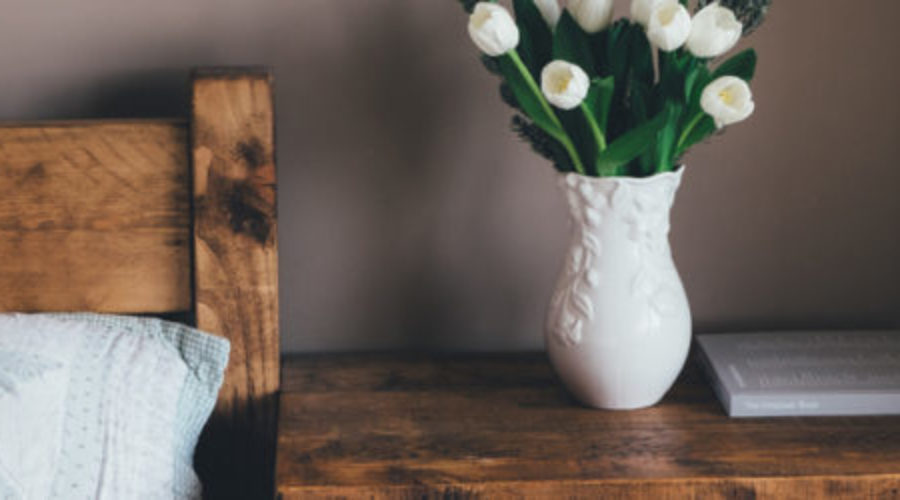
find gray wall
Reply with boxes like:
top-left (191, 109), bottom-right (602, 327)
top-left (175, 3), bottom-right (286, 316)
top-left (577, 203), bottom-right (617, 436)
top-left (1, 1), bottom-right (898, 351)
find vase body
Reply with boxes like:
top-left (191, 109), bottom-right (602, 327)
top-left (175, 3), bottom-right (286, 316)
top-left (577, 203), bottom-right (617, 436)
top-left (545, 169), bottom-right (691, 409)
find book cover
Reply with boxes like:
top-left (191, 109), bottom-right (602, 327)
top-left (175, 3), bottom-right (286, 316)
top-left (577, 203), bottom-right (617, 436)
top-left (696, 331), bottom-right (900, 417)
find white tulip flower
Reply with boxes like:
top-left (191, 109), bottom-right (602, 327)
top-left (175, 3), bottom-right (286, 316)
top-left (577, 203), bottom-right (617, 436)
top-left (567, 0), bottom-right (615, 34)
top-left (630, 0), bottom-right (666, 27)
top-left (541, 60), bottom-right (590, 110)
top-left (468, 3), bottom-right (520, 56)
top-left (686, 3), bottom-right (742, 58)
top-left (700, 76), bottom-right (755, 128)
top-left (534, 0), bottom-right (562, 29)
top-left (646, 0), bottom-right (692, 52)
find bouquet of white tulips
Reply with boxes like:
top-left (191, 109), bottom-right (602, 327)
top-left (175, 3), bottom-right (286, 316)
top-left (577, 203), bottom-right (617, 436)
top-left (461, 0), bottom-right (770, 177)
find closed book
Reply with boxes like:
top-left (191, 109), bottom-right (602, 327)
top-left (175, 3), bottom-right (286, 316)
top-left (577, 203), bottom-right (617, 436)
top-left (696, 331), bottom-right (900, 417)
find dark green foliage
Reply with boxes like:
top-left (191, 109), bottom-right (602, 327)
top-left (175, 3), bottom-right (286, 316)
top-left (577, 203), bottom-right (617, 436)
top-left (512, 115), bottom-right (573, 172)
top-left (482, 56), bottom-right (519, 110)
top-left (456, 0), bottom-right (481, 14)
top-left (697, 0), bottom-right (772, 35)
top-left (602, 21), bottom-right (651, 142)
top-left (482, 55), bottom-right (521, 109)
top-left (553, 11), bottom-right (596, 76)
top-left (513, 0), bottom-right (553, 79)
top-left (627, 25), bottom-right (654, 88)
top-left (499, 82), bottom-right (518, 109)
top-left (480, 54), bottom-right (503, 76)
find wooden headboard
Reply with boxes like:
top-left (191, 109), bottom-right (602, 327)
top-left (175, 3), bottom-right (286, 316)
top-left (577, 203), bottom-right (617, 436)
top-left (0, 67), bottom-right (279, 499)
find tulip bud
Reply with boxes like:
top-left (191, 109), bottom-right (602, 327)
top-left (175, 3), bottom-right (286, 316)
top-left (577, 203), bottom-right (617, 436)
top-left (541, 60), bottom-right (590, 110)
top-left (468, 3), bottom-right (520, 57)
top-left (700, 76), bottom-right (755, 128)
top-left (630, 0), bottom-right (666, 27)
top-left (686, 3), bottom-right (742, 58)
top-left (567, 0), bottom-right (615, 34)
top-left (534, 0), bottom-right (562, 29)
top-left (646, 0), bottom-right (692, 52)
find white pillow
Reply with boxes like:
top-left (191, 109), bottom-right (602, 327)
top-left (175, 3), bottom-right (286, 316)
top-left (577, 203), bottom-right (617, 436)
top-left (0, 314), bottom-right (229, 500)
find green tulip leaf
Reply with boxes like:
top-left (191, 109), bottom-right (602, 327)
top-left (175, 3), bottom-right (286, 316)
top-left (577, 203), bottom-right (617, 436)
top-left (683, 58), bottom-right (706, 104)
top-left (629, 25), bottom-right (654, 87)
top-left (712, 48), bottom-right (757, 81)
top-left (553, 10), bottom-right (596, 76)
top-left (591, 19), bottom-right (626, 78)
top-left (595, 104), bottom-right (675, 176)
top-left (513, 0), bottom-right (553, 78)
top-left (602, 21), bottom-right (639, 139)
top-left (604, 20), bottom-right (630, 79)
top-left (655, 103), bottom-right (683, 172)
top-left (677, 115), bottom-right (717, 155)
top-left (630, 79), bottom-right (650, 124)
top-left (584, 76), bottom-right (615, 133)
top-left (658, 51), bottom-right (696, 106)
top-left (557, 107), bottom-right (596, 175)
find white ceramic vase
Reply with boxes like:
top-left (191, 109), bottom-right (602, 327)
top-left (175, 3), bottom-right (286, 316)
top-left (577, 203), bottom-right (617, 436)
top-left (545, 168), bottom-right (691, 410)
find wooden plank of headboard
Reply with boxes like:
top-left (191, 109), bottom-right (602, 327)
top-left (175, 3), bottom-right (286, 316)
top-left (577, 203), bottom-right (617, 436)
top-left (0, 121), bottom-right (192, 313)
top-left (190, 68), bottom-right (280, 499)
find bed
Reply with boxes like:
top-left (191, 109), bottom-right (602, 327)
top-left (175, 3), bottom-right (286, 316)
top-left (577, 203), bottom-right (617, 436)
top-left (0, 67), bottom-right (279, 499)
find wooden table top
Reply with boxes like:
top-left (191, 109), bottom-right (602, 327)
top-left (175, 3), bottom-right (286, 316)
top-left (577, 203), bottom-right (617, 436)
top-left (276, 353), bottom-right (900, 499)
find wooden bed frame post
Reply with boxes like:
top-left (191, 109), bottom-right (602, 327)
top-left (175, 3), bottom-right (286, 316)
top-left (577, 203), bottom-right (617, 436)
top-left (0, 66), bottom-right (280, 498)
top-left (190, 67), bottom-right (280, 500)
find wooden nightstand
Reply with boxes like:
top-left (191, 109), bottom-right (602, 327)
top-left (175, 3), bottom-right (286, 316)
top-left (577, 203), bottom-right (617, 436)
top-left (276, 353), bottom-right (900, 498)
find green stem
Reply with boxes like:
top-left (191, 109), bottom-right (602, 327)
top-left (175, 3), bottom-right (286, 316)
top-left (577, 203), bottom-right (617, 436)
top-left (579, 103), bottom-right (607, 152)
top-left (507, 50), bottom-right (557, 128)
top-left (676, 111), bottom-right (705, 153)
top-left (507, 50), bottom-right (586, 176)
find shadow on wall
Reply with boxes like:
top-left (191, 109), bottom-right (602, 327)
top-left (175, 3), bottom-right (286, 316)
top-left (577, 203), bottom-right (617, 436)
top-left (24, 68), bottom-right (190, 119)
top-left (74, 69), bottom-right (189, 118)
top-left (19, 38), bottom-right (227, 120)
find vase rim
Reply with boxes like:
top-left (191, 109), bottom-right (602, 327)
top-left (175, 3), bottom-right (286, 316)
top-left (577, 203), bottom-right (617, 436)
top-left (560, 165), bottom-right (685, 186)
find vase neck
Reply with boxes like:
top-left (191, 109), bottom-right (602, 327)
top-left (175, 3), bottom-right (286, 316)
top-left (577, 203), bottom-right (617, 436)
top-left (558, 170), bottom-right (683, 237)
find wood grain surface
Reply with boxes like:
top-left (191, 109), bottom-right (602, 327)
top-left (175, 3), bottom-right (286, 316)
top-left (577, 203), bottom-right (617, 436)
top-left (191, 67), bottom-right (280, 500)
top-left (0, 121), bottom-right (191, 313)
top-left (277, 354), bottom-right (900, 499)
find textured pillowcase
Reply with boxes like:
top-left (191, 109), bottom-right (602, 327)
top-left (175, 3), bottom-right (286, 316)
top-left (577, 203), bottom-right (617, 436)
top-left (0, 313), bottom-right (229, 499)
